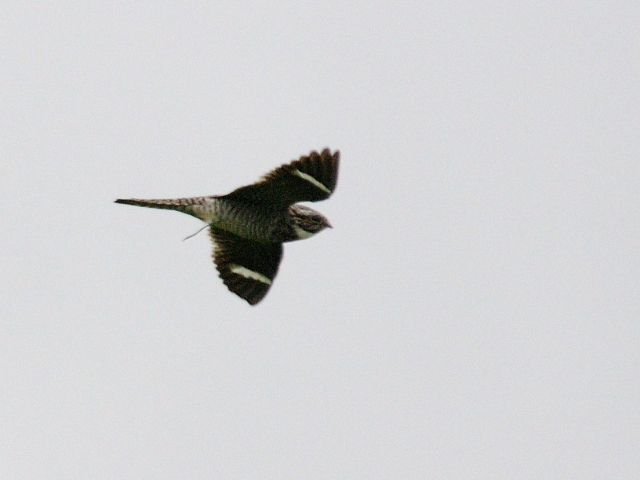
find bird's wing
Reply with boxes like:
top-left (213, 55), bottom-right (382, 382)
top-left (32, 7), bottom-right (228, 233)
top-left (220, 149), bottom-right (339, 209)
top-left (210, 227), bottom-right (283, 305)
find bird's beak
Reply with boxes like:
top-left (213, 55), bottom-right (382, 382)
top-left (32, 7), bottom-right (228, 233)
top-left (326, 221), bottom-right (333, 229)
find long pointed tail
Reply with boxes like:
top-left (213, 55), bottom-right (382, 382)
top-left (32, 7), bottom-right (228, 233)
top-left (115, 197), bottom-right (207, 213)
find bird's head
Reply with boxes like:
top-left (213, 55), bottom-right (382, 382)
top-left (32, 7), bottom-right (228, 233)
top-left (289, 204), bottom-right (332, 240)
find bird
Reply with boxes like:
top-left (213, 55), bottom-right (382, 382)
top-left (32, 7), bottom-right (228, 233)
top-left (116, 148), bottom-right (339, 305)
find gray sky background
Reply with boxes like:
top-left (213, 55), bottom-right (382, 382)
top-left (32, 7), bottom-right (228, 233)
top-left (1, 2), bottom-right (638, 479)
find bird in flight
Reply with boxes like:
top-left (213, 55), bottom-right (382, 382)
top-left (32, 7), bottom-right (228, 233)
top-left (116, 149), bottom-right (339, 305)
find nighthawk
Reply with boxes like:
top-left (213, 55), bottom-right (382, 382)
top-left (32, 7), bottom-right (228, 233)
top-left (116, 149), bottom-right (339, 305)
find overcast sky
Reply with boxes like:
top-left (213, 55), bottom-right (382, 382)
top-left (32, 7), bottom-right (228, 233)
top-left (1, 2), bottom-right (638, 479)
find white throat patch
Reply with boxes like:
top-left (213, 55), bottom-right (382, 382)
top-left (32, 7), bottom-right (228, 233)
top-left (229, 264), bottom-right (271, 284)
top-left (292, 169), bottom-right (331, 194)
top-left (293, 224), bottom-right (316, 240)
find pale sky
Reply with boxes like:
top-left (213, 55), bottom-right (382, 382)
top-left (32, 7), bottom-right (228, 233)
top-left (1, 2), bottom-right (639, 479)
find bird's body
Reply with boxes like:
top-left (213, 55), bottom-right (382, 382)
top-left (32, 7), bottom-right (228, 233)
top-left (117, 196), bottom-right (296, 243)
top-left (116, 149), bottom-right (339, 305)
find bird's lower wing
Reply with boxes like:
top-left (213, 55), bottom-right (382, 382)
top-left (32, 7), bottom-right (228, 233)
top-left (210, 227), bottom-right (283, 305)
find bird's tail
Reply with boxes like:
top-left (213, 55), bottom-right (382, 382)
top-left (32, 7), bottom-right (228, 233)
top-left (115, 196), bottom-right (208, 213)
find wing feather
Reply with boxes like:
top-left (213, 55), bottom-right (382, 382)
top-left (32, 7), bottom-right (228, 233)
top-left (210, 227), bottom-right (283, 305)
top-left (220, 149), bottom-right (339, 208)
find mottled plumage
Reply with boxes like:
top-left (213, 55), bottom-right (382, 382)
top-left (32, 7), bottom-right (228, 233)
top-left (116, 149), bottom-right (339, 305)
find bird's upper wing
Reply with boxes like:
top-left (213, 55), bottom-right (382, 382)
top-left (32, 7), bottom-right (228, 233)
top-left (219, 149), bottom-right (339, 209)
top-left (210, 227), bottom-right (283, 305)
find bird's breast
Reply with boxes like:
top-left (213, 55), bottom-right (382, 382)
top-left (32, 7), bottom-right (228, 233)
top-left (189, 198), bottom-right (287, 243)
